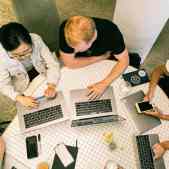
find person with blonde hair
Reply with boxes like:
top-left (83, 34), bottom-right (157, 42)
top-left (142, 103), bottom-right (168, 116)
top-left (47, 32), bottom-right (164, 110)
top-left (59, 16), bottom-right (129, 99)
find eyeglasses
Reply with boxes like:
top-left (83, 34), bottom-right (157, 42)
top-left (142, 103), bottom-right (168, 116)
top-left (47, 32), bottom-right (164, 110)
top-left (10, 47), bottom-right (33, 60)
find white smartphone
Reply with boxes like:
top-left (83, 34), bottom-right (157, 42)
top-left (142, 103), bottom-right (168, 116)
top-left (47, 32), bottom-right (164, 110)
top-left (135, 101), bottom-right (153, 113)
top-left (55, 143), bottom-right (74, 167)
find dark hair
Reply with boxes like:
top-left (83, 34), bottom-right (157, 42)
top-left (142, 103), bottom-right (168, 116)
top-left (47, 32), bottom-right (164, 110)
top-left (0, 22), bottom-right (32, 51)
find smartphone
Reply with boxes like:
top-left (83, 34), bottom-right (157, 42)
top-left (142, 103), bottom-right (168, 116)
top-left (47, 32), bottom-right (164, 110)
top-left (135, 101), bottom-right (153, 113)
top-left (55, 143), bottom-right (74, 167)
top-left (26, 135), bottom-right (38, 159)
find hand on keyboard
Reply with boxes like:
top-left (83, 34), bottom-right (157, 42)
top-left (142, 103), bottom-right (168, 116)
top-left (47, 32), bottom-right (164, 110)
top-left (152, 143), bottom-right (166, 160)
top-left (16, 95), bottom-right (39, 108)
top-left (44, 84), bottom-right (57, 99)
top-left (87, 81), bottom-right (108, 100)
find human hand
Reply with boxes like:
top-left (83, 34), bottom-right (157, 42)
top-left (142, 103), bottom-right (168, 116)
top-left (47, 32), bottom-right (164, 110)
top-left (144, 111), bottom-right (161, 118)
top-left (87, 81), bottom-right (108, 100)
top-left (144, 107), bottom-right (162, 118)
top-left (144, 91), bottom-right (154, 101)
top-left (36, 162), bottom-right (49, 169)
top-left (152, 143), bottom-right (166, 159)
top-left (144, 95), bottom-right (150, 101)
top-left (16, 95), bottom-right (39, 108)
top-left (44, 84), bottom-right (57, 99)
top-left (0, 137), bottom-right (5, 160)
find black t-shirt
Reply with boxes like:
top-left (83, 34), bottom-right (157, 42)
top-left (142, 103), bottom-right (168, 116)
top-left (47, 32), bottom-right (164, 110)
top-left (59, 17), bottom-right (125, 57)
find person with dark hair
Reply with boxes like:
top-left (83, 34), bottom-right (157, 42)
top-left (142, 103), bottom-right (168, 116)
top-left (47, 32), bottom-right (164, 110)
top-left (0, 22), bottom-right (60, 108)
top-left (144, 63), bottom-right (169, 120)
top-left (143, 63), bottom-right (169, 161)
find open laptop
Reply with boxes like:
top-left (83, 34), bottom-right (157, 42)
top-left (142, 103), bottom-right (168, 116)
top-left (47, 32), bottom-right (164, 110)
top-left (17, 91), bottom-right (68, 133)
top-left (135, 134), bottom-right (166, 169)
top-left (122, 90), bottom-right (161, 133)
top-left (70, 87), bottom-right (125, 127)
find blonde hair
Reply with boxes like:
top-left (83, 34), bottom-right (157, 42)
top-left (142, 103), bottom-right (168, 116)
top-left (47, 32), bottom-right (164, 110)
top-left (64, 16), bottom-right (96, 47)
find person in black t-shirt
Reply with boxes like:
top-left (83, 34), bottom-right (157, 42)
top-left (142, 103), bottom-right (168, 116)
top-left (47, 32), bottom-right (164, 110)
top-left (59, 16), bottom-right (129, 99)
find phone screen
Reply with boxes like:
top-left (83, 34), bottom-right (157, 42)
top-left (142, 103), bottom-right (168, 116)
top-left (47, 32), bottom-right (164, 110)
top-left (55, 143), bottom-right (74, 167)
top-left (26, 136), bottom-right (38, 159)
top-left (138, 101), bottom-right (153, 112)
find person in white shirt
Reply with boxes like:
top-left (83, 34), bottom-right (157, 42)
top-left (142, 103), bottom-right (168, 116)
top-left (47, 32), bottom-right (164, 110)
top-left (0, 22), bottom-right (60, 108)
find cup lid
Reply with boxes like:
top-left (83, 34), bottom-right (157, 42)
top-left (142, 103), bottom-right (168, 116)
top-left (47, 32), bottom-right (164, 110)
top-left (105, 160), bottom-right (118, 169)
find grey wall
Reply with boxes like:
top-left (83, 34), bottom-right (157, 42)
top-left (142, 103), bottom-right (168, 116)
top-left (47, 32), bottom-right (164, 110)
top-left (142, 19), bottom-right (169, 73)
top-left (12, 0), bottom-right (115, 51)
top-left (12, 0), bottom-right (60, 51)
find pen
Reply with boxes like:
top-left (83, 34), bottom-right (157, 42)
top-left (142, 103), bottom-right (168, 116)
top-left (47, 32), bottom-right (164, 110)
top-left (38, 134), bottom-right (42, 154)
top-left (76, 139), bottom-right (78, 148)
top-left (36, 95), bottom-right (45, 100)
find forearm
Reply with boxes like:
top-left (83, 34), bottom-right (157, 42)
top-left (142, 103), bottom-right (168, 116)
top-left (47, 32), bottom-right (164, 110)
top-left (0, 69), bottom-right (20, 101)
top-left (158, 114), bottom-right (169, 120)
top-left (0, 85), bottom-right (20, 101)
top-left (47, 66), bottom-right (60, 85)
top-left (148, 65), bottom-right (165, 95)
top-left (41, 46), bottom-right (61, 85)
top-left (102, 58), bottom-right (128, 86)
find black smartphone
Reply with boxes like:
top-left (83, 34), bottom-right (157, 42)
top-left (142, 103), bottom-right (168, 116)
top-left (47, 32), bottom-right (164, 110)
top-left (26, 135), bottom-right (38, 159)
top-left (135, 101), bottom-right (153, 113)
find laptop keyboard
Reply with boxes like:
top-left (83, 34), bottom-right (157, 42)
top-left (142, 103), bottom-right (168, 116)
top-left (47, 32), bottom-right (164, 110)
top-left (71, 115), bottom-right (119, 127)
top-left (136, 135), bottom-right (154, 169)
top-left (24, 105), bottom-right (63, 128)
top-left (75, 99), bottom-right (112, 116)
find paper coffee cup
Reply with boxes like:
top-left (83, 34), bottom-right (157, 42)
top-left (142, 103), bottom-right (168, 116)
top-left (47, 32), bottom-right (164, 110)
top-left (105, 160), bottom-right (118, 169)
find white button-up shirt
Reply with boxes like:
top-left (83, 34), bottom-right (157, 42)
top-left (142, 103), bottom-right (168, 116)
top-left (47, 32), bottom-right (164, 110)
top-left (0, 33), bottom-right (60, 100)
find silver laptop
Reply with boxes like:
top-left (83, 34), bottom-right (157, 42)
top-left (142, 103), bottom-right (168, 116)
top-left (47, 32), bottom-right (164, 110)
top-left (17, 91), bottom-right (68, 133)
top-left (122, 90), bottom-right (161, 133)
top-left (70, 87), bottom-right (124, 127)
top-left (135, 134), bottom-right (166, 169)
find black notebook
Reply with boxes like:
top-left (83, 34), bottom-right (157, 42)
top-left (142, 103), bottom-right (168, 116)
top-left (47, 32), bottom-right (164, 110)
top-left (52, 144), bottom-right (78, 169)
top-left (122, 69), bottom-right (149, 87)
